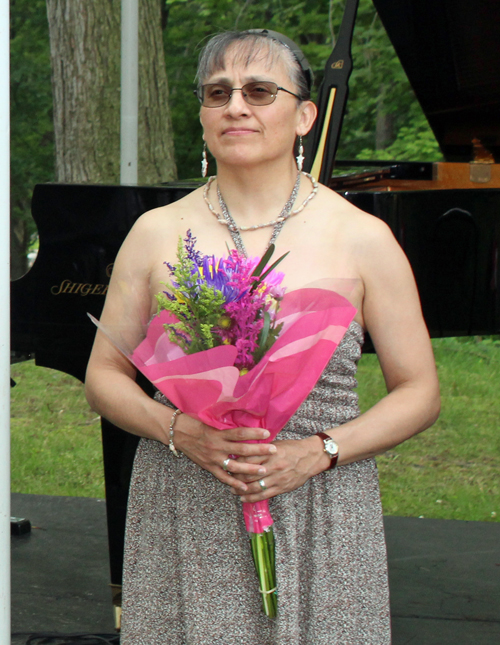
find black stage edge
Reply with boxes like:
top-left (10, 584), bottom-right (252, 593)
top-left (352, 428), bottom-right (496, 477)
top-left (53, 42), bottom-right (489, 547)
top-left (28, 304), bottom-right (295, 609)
top-left (11, 493), bottom-right (500, 644)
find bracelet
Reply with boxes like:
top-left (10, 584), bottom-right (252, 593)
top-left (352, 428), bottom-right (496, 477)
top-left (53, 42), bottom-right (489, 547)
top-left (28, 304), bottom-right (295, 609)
top-left (169, 408), bottom-right (183, 458)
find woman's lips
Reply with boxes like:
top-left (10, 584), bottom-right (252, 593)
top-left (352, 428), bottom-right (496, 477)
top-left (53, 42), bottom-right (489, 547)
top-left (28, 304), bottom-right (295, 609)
top-left (222, 128), bottom-right (257, 135)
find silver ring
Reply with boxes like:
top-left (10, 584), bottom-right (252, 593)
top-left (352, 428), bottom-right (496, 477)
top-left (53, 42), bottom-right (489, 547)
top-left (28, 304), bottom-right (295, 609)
top-left (258, 479), bottom-right (267, 491)
top-left (222, 458), bottom-right (231, 472)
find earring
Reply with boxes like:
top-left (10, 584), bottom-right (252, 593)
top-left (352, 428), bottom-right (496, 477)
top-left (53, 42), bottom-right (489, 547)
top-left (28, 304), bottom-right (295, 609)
top-left (296, 136), bottom-right (305, 172)
top-left (201, 141), bottom-right (208, 178)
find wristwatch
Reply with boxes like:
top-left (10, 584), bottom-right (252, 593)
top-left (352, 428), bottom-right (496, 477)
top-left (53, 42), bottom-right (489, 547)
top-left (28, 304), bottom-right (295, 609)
top-left (315, 432), bottom-right (339, 470)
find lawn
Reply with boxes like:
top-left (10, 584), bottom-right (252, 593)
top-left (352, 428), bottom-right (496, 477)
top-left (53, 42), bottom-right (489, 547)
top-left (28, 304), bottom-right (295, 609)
top-left (359, 337), bottom-right (500, 522)
top-left (10, 360), bottom-right (104, 498)
top-left (10, 336), bottom-right (500, 521)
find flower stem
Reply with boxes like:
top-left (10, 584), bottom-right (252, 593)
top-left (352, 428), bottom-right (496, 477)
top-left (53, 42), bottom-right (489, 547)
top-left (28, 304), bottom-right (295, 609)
top-left (250, 530), bottom-right (277, 617)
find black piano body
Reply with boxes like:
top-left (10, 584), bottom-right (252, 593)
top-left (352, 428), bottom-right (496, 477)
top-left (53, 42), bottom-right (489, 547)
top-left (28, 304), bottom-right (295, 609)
top-left (332, 0), bottom-right (500, 338)
top-left (10, 0), bottom-right (500, 622)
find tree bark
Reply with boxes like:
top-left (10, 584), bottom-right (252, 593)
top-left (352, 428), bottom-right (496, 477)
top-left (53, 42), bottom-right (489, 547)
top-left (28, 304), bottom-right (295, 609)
top-left (375, 85), bottom-right (395, 151)
top-left (46, 0), bottom-right (176, 184)
top-left (375, 111), bottom-right (394, 151)
top-left (10, 217), bottom-right (29, 280)
top-left (138, 0), bottom-right (176, 184)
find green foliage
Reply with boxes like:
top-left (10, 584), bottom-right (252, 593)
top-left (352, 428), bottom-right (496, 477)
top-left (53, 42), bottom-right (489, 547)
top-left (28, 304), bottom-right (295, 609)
top-left (253, 317), bottom-right (283, 365)
top-left (157, 282), bottom-right (227, 353)
top-left (355, 108), bottom-right (443, 162)
top-left (10, 0), bottom-right (54, 272)
top-left (156, 237), bottom-right (227, 353)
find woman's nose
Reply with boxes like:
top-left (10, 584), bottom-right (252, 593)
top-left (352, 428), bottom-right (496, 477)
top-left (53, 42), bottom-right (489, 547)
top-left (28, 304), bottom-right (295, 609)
top-left (225, 89), bottom-right (249, 115)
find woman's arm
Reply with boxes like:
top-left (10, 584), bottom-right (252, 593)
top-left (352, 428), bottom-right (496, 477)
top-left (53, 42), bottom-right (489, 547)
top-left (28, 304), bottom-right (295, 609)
top-left (322, 215), bottom-right (440, 464)
top-left (85, 213), bottom-right (169, 443)
top-left (236, 215), bottom-right (440, 501)
top-left (85, 212), bottom-right (277, 492)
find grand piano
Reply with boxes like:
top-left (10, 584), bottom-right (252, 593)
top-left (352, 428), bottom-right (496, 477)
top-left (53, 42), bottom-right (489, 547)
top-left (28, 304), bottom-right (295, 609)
top-left (10, 0), bottom-right (500, 627)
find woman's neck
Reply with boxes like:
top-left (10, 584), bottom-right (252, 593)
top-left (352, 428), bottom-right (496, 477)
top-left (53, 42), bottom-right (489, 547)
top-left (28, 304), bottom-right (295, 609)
top-left (214, 159), bottom-right (300, 225)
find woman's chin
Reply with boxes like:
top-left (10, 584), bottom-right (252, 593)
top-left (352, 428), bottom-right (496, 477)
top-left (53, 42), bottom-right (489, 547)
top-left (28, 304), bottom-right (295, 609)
top-left (216, 151), bottom-right (283, 170)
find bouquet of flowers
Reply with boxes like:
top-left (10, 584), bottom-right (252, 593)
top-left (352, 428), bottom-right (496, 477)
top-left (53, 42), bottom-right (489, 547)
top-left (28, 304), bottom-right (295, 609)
top-left (92, 231), bottom-right (357, 617)
top-left (155, 230), bottom-right (288, 375)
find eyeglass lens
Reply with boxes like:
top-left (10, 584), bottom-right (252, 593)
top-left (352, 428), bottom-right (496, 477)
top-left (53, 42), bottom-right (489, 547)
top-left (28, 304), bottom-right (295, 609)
top-left (200, 82), bottom-right (279, 107)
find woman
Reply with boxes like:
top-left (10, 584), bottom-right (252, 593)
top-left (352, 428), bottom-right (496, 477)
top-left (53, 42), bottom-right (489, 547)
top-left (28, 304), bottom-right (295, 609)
top-left (86, 30), bottom-right (439, 644)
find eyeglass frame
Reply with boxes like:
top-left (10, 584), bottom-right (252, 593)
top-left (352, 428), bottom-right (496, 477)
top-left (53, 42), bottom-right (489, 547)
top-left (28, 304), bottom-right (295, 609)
top-left (194, 81), bottom-right (304, 108)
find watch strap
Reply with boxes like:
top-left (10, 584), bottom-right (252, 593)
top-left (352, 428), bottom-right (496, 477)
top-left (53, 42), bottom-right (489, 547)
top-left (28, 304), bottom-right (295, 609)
top-left (315, 432), bottom-right (339, 470)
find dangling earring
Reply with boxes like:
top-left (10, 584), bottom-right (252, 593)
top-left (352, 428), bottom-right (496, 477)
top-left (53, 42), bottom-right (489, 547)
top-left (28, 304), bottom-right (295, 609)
top-left (296, 136), bottom-right (305, 172)
top-left (201, 141), bottom-right (208, 178)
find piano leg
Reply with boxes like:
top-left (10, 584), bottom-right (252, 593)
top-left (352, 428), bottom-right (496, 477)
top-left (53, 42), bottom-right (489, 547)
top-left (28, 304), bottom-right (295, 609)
top-left (101, 417), bottom-right (140, 630)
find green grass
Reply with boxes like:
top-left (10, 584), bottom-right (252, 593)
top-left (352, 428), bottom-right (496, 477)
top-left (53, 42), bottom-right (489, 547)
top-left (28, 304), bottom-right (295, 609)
top-left (358, 337), bottom-right (500, 522)
top-left (10, 361), bottom-right (105, 498)
top-left (10, 337), bottom-right (500, 522)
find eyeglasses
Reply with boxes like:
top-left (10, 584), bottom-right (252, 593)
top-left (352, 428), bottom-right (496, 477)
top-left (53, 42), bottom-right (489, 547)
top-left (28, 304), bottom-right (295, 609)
top-left (194, 81), bottom-right (302, 108)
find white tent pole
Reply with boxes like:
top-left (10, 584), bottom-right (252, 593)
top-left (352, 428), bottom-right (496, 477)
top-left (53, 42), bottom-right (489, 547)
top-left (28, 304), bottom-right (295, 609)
top-left (0, 0), bottom-right (10, 640)
top-left (120, 0), bottom-right (139, 185)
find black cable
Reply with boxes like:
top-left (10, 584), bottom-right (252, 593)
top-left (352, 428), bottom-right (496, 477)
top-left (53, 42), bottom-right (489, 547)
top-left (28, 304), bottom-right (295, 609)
top-left (11, 633), bottom-right (119, 645)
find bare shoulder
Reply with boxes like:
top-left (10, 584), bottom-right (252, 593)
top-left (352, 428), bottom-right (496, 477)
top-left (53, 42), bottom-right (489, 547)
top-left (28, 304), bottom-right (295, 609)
top-left (128, 186), bottom-right (204, 237)
top-left (118, 187), bottom-right (204, 259)
top-left (317, 183), bottom-right (396, 249)
top-left (110, 187), bottom-right (204, 278)
top-left (310, 184), bottom-right (414, 300)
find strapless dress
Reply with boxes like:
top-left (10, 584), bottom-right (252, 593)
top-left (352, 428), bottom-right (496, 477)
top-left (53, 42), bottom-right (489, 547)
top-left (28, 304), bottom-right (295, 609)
top-left (120, 321), bottom-right (391, 644)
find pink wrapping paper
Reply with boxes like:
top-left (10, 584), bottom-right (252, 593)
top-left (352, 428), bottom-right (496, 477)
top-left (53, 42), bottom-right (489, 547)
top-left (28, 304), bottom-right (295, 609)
top-left (128, 287), bottom-right (357, 533)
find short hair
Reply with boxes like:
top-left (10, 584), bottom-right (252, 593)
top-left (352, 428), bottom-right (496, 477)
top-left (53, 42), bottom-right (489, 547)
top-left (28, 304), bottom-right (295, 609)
top-left (196, 30), bottom-right (312, 101)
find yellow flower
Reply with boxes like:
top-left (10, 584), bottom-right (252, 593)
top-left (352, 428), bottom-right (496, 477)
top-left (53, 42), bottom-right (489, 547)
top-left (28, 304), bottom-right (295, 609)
top-left (218, 315), bottom-right (232, 329)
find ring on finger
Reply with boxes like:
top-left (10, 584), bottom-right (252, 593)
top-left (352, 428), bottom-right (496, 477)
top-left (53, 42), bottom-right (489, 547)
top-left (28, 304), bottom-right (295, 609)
top-left (222, 458), bottom-right (231, 472)
top-left (258, 479), bottom-right (267, 491)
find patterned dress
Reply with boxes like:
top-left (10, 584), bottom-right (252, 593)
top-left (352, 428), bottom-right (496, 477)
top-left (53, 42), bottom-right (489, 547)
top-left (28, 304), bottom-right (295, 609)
top-left (120, 321), bottom-right (391, 644)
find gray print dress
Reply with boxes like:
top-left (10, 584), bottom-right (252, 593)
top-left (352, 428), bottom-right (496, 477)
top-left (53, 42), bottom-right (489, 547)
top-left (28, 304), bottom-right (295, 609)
top-left (120, 320), bottom-right (392, 644)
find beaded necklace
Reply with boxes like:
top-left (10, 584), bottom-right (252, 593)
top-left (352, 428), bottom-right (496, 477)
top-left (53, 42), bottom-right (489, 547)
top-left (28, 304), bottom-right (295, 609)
top-left (203, 171), bottom-right (319, 257)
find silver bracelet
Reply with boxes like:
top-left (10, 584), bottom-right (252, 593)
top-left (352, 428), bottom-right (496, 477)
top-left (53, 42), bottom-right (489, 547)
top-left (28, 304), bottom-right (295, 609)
top-left (169, 408), bottom-right (183, 458)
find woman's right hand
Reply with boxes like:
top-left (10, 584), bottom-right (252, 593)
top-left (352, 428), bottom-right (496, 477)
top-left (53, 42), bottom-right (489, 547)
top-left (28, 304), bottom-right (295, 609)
top-left (172, 413), bottom-right (276, 493)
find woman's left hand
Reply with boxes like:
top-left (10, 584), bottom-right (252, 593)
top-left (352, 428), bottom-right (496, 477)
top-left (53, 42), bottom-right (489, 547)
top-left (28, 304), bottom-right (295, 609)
top-left (230, 436), bottom-right (324, 502)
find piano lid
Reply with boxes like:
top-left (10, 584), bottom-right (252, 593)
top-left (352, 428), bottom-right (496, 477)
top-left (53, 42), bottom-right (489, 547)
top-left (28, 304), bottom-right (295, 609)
top-left (372, 0), bottom-right (500, 162)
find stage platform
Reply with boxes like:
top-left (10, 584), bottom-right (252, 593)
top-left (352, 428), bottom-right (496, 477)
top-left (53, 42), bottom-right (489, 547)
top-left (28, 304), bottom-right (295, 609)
top-left (10, 492), bottom-right (500, 644)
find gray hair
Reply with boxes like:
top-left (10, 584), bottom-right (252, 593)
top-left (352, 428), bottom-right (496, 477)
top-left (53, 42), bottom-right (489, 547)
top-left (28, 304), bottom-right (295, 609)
top-left (196, 31), bottom-right (311, 101)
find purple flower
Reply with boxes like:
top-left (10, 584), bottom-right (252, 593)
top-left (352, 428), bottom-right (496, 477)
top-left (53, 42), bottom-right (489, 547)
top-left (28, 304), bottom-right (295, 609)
top-left (197, 256), bottom-right (242, 303)
top-left (184, 229), bottom-right (203, 266)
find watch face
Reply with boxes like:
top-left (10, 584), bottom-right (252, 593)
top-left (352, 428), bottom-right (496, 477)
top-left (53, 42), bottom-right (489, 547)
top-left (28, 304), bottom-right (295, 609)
top-left (324, 439), bottom-right (339, 458)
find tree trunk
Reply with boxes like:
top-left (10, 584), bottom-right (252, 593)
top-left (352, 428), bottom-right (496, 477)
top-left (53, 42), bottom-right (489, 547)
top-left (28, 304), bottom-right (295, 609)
top-left (10, 217), bottom-right (29, 280)
top-left (46, 0), bottom-right (176, 184)
top-left (375, 85), bottom-right (395, 151)
top-left (375, 111), bottom-right (395, 151)
top-left (138, 0), bottom-right (176, 183)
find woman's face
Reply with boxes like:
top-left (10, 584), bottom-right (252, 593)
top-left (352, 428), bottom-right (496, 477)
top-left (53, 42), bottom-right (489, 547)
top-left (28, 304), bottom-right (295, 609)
top-left (199, 45), bottom-right (315, 170)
